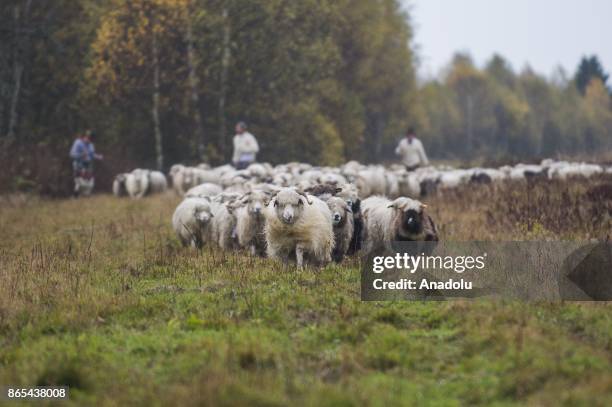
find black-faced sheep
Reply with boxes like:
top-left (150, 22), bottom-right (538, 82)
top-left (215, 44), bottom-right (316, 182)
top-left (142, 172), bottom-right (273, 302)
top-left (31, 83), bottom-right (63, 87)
top-left (361, 196), bottom-right (438, 256)
top-left (264, 188), bottom-right (334, 268)
top-left (326, 197), bottom-right (354, 263)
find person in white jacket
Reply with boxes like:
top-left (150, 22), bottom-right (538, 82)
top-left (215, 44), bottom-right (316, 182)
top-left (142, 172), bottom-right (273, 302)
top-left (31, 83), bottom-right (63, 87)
top-left (395, 128), bottom-right (429, 170)
top-left (232, 121), bottom-right (259, 170)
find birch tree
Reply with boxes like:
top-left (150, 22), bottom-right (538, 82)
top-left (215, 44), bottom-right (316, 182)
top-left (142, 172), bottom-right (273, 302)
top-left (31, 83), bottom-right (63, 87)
top-left (86, 0), bottom-right (185, 169)
top-left (6, 0), bottom-right (32, 140)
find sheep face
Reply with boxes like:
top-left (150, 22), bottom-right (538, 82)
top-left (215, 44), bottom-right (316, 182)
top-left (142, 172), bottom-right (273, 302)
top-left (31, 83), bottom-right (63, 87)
top-left (271, 189), bottom-right (310, 225)
top-left (169, 164), bottom-right (184, 176)
top-left (327, 197), bottom-right (351, 227)
top-left (388, 197), bottom-right (428, 240)
top-left (401, 208), bottom-right (422, 235)
top-left (242, 191), bottom-right (270, 216)
top-left (193, 203), bottom-right (213, 225)
top-left (182, 170), bottom-right (195, 189)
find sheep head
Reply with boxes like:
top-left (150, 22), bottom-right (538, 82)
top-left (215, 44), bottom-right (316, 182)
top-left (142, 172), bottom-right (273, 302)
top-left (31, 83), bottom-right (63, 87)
top-left (182, 169), bottom-right (195, 188)
top-left (239, 190), bottom-right (271, 216)
top-left (387, 197), bottom-right (432, 239)
top-left (169, 164), bottom-right (184, 176)
top-left (327, 197), bottom-right (351, 227)
top-left (193, 201), bottom-right (213, 224)
top-left (335, 184), bottom-right (360, 214)
top-left (270, 188), bottom-right (311, 225)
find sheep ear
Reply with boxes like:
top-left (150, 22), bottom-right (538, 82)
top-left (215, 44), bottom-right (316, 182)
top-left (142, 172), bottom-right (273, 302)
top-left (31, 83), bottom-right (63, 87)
top-left (296, 189), bottom-right (313, 205)
top-left (420, 203), bottom-right (428, 210)
top-left (345, 202), bottom-right (352, 213)
top-left (388, 198), bottom-right (407, 210)
top-left (387, 197), bottom-right (400, 209)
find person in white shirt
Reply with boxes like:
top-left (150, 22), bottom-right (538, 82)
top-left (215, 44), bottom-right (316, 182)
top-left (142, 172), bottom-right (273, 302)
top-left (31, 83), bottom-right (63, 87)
top-left (232, 121), bottom-right (259, 170)
top-left (395, 127), bottom-right (429, 170)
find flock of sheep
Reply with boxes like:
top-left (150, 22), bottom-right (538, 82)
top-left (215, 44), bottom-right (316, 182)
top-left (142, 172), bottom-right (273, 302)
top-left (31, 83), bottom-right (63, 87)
top-left (112, 159), bottom-right (611, 268)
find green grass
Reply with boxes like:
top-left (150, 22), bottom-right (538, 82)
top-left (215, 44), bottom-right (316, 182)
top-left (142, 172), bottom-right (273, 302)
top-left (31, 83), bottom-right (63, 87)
top-left (0, 185), bottom-right (611, 406)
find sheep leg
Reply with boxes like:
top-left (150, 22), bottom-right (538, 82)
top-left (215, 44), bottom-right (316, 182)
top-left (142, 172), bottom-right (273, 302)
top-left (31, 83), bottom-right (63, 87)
top-left (188, 230), bottom-right (203, 249)
top-left (332, 248), bottom-right (344, 263)
top-left (295, 244), bottom-right (305, 269)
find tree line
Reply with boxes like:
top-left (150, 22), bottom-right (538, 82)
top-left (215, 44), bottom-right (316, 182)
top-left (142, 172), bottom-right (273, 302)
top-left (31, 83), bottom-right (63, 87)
top-left (0, 0), bottom-right (418, 173)
top-left (0, 0), bottom-right (610, 188)
top-left (419, 53), bottom-right (612, 162)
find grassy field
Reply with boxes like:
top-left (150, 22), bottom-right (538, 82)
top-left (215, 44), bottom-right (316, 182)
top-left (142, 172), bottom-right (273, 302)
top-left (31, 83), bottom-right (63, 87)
top-left (1, 179), bottom-right (611, 406)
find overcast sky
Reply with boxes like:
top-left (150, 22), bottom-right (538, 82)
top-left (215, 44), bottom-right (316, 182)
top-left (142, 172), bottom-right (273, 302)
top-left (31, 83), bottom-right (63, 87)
top-left (405, 0), bottom-right (612, 79)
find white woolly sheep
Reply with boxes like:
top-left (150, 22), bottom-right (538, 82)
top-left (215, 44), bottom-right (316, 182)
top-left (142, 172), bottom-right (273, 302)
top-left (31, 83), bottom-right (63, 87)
top-left (172, 167), bottom-right (219, 196)
top-left (246, 163), bottom-right (272, 181)
top-left (148, 171), bottom-right (168, 194)
top-left (169, 164), bottom-right (185, 193)
top-left (212, 191), bottom-right (242, 203)
top-left (75, 176), bottom-right (94, 197)
top-left (319, 172), bottom-right (347, 186)
top-left (172, 197), bottom-right (214, 248)
top-left (304, 183), bottom-right (362, 255)
top-left (208, 199), bottom-right (238, 250)
top-left (395, 170), bottom-right (421, 198)
top-left (355, 167), bottom-right (387, 198)
top-left (112, 173), bottom-right (128, 197)
top-left (264, 188), bottom-right (334, 268)
top-left (185, 183), bottom-right (223, 199)
top-left (234, 189), bottom-right (271, 256)
top-left (125, 169), bottom-right (150, 198)
top-left (384, 172), bottom-right (400, 198)
top-left (549, 163), bottom-right (603, 180)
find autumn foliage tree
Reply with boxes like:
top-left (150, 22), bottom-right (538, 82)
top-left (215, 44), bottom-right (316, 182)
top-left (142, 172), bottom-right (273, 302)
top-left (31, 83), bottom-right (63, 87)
top-left (1, 1), bottom-right (611, 195)
top-left (419, 53), bottom-right (612, 161)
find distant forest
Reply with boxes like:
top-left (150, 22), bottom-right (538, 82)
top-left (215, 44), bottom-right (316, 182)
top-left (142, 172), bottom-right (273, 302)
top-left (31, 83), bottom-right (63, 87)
top-left (0, 0), bottom-right (611, 193)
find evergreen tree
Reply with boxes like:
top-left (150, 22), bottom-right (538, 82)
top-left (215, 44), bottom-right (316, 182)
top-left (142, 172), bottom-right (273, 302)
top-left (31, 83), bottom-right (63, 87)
top-left (574, 55), bottom-right (609, 95)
